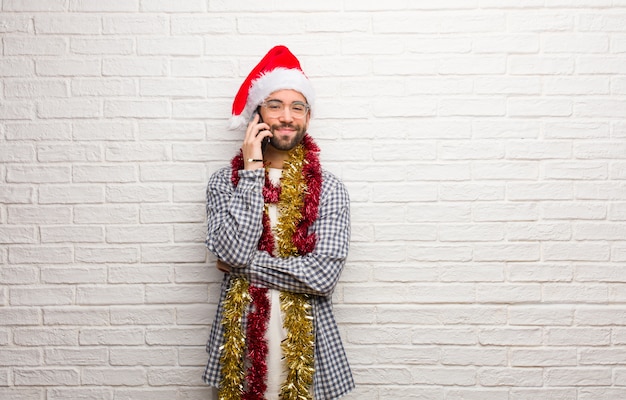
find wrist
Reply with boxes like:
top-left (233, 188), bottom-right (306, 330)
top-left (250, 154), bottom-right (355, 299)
top-left (244, 158), bottom-right (264, 170)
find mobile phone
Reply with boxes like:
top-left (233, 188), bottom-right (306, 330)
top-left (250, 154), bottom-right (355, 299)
top-left (253, 108), bottom-right (270, 153)
top-left (261, 134), bottom-right (270, 153)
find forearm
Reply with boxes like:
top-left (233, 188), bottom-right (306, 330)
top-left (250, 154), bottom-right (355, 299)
top-left (246, 186), bottom-right (351, 297)
top-left (248, 250), bottom-right (347, 297)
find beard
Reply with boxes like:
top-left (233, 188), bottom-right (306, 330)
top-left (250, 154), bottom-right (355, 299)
top-left (270, 124), bottom-right (307, 151)
top-left (268, 122), bottom-right (307, 151)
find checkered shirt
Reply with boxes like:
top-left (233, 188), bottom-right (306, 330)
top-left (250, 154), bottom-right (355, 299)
top-left (202, 166), bottom-right (355, 400)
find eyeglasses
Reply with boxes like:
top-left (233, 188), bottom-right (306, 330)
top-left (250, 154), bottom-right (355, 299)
top-left (260, 100), bottom-right (310, 119)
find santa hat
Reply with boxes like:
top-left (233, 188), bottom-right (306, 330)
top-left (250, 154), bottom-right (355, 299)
top-left (229, 45), bottom-right (315, 130)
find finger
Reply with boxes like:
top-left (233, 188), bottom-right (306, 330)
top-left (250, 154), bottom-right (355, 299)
top-left (247, 112), bottom-right (260, 127)
top-left (244, 114), bottom-right (259, 140)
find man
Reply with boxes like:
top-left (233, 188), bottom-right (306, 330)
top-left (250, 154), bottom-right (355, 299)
top-left (202, 46), bottom-right (354, 400)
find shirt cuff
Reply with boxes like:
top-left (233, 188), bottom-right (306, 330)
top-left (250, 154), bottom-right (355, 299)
top-left (236, 168), bottom-right (264, 192)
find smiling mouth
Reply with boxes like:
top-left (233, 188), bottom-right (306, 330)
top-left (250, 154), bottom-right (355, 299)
top-left (273, 124), bottom-right (296, 131)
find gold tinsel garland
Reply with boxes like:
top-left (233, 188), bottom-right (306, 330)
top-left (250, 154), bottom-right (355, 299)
top-left (279, 291), bottom-right (314, 400)
top-left (218, 277), bottom-right (251, 399)
top-left (219, 143), bottom-right (315, 399)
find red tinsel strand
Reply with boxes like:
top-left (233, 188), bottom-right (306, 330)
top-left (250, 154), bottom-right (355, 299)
top-left (258, 212), bottom-right (275, 255)
top-left (292, 136), bottom-right (321, 255)
top-left (243, 285), bottom-right (270, 400)
top-left (262, 183), bottom-right (281, 204)
top-left (230, 150), bottom-right (244, 187)
top-left (301, 134), bottom-right (320, 153)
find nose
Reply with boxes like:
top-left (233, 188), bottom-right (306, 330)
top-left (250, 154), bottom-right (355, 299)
top-left (278, 106), bottom-right (294, 123)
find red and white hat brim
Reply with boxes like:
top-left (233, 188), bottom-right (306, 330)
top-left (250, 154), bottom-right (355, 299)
top-left (229, 67), bottom-right (315, 130)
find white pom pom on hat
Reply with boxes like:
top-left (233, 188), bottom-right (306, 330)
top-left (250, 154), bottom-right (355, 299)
top-left (228, 45), bottom-right (315, 130)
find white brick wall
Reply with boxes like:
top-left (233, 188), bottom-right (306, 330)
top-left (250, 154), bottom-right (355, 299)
top-left (1, 1), bottom-right (626, 399)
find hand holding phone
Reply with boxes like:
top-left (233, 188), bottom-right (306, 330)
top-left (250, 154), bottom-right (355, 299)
top-left (243, 110), bottom-right (271, 170)
top-left (250, 110), bottom-right (270, 153)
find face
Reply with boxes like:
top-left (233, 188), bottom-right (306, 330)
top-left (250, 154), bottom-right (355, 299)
top-left (259, 89), bottom-right (310, 152)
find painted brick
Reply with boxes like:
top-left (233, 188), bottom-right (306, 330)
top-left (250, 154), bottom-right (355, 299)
top-left (79, 328), bottom-right (145, 345)
top-left (10, 286), bottom-right (74, 306)
top-left (0, 266), bottom-right (38, 285)
top-left (110, 307), bottom-right (176, 325)
top-left (102, 58), bottom-right (167, 77)
top-left (506, 183), bottom-right (573, 201)
top-left (73, 205), bottom-right (138, 224)
top-left (106, 184), bottom-right (170, 203)
top-left (38, 99), bottom-right (100, 119)
top-left (72, 121), bottom-right (134, 141)
top-left (479, 328), bottom-right (542, 346)
top-left (510, 55), bottom-right (575, 75)
top-left (0, 15), bottom-right (31, 33)
top-left (36, 60), bottom-right (101, 77)
top-left (0, 185), bottom-right (33, 204)
top-left (171, 16), bottom-right (235, 34)
top-left (476, 284), bottom-right (541, 302)
top-left (413, 367), bottom-right (476, 386)
top-left (73, 165), bottom-right (137, 183)
top-left (145, 327), bottom-right (209, 346)
top-left (137, 37), bottom-right (203, 57)
top-left (69, 0), bottom-right (139, 12)
top-left (5, 122), bottom-right (71, 141)
top-left (108, 265), bottom-right (171, 284)
top-left (145, 284), bottom-right (208, 304)
top-left (140, 0), bottom-right (206, 12)
top-left (4, 37), bottom-right (67, 56)
top-left (40, 226), bottom-right (104, 244)
top-left (0, 226), bottom-right (37, 244)
top-left (137, 121), bottom-right (205, 141)
top-left (0, 101), bottom-right (35, 120)
top-left (71, 38), bottom-right (134, 56)
top-left (447, 389), bottom-right (509, 400)
top-left (45, 347), bottom-right (108, 366)
top-left (104, 100), bottom-right (170, 118)
top-left (81, 367), bottom-right (146, 386)
top-left (112, 389), bottom-right (179, 400)
top-left (34, 15), bottom-right (101, 34)
top-left (506, 222), bottom-right (572, 241)
top-left (110, 347), bottom-right (177, 366)
top-left (76, 285), bottom-right (143, 305)
top-left (9, 246), bottom-right (73, 264)
top-left (0, 348), bottom-right (41, 366)
top-left (74, 246), bottom-right (139, 264)
top-left (545, 367), bottom-right (611, 386)
top-left (441, 347), bottom-right (507, 367)
top-left (3, 0), bottom-right (66, 11)
top-left (0, 59), bottom-right (35, 77)
top-left (5, 80), bottom-right (68, 98)
top-left (140, 244), bottom-right (206, 263)
top-left (478, 368), bottom-right (543, 387)
top-left (41, 266), bottom-right (106, 284)
top-left (102, 15), bottom-right (168, 35)
top-left (48, 388), bottom-right (114, 400)
top-left (140, 204), bottom-right (205, 223)
top-left (72, 78), bottom-right (136, 96)
top-left (38, 185), bottom-right (104, 204)
top-left (105, 143), bottom-right (170, 162)
top-left (13, 368), bottom-right (80, 386)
